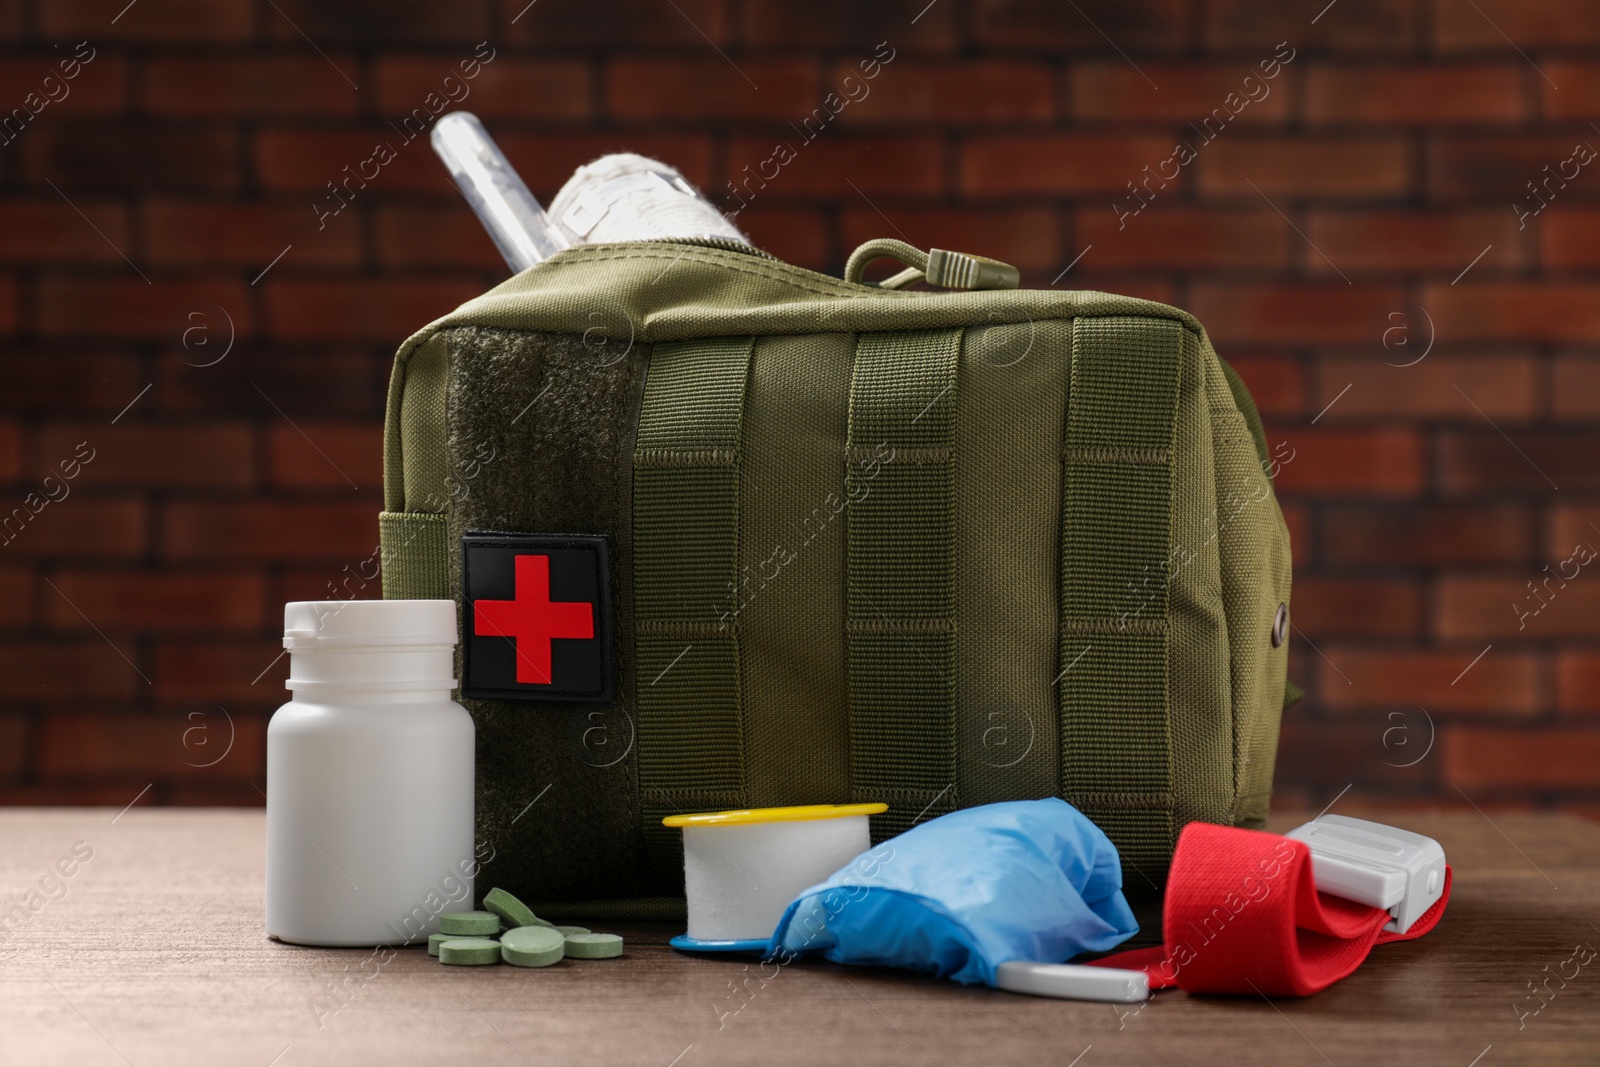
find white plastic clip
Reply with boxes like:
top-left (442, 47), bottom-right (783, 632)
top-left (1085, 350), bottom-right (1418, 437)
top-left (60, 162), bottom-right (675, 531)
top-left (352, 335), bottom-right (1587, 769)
top-left (995, 961), bottom-right (1149, 1003)
top-left (1285, 814), bottom-right (1446, 934)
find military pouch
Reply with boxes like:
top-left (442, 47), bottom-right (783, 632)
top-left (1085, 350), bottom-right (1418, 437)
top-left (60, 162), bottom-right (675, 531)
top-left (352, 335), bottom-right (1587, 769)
top-left (379, 236), bottom-right (1294, 916)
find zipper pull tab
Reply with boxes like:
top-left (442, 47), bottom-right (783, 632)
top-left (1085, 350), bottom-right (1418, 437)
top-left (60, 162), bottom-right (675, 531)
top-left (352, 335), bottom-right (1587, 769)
top-left (844, 237), bottom-right (1020, 291)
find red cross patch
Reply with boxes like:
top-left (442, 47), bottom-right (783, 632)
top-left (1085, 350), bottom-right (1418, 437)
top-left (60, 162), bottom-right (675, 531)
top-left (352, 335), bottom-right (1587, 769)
top-left (461, 533), bottom-right (612, 702)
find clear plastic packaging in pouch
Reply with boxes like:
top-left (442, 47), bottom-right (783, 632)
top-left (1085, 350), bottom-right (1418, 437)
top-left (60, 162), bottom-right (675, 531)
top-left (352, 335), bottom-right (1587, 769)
top-left (769, 799), bottom-right (1139, 987)
top-left (430, 111), bottom-right (569, 272)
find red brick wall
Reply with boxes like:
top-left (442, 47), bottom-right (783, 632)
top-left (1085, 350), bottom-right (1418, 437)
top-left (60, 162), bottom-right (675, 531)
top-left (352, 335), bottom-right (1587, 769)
top-left (1, 0), bottom-right (1596, 814)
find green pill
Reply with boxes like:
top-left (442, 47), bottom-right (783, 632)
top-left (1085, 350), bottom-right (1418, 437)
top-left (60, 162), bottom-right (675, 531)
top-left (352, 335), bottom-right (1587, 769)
top-left (439, 911), bottom-right (500, 936)
top-left (500, 925), bottom-right (565, 968)
top-left (483, 887), bottom-right (549, 930)
top-left (438, 938), bottom-right (501, 965)
top-left (564, 932), bottom-right (624, 959)
top-left (554, 925), bottom-right (590, 936)
top-left (427, 933), bottom-right (453, 957)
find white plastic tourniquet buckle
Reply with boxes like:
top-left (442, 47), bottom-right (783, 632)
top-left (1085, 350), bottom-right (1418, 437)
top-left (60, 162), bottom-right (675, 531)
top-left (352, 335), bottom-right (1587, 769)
top-left (995, 960), bottom-right (1149, 1003)
top-left (1285, 814), bottom-right (1447, 935)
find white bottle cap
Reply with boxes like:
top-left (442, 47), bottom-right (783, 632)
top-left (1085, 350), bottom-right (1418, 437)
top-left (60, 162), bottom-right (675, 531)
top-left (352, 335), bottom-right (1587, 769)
top-left (283, 600), bottom-right (457, 651)
top-left (282, 600), bottom-right (459, 693)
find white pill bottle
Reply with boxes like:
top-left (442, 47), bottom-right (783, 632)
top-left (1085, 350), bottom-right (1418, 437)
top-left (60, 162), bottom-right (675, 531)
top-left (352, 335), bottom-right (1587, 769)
top-left (266, 599), bottom-right (474, 947)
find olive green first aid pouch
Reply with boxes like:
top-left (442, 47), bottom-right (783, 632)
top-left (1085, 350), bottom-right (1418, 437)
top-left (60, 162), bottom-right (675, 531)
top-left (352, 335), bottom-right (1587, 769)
top-left (379, 238), bottom-right (1294, 916)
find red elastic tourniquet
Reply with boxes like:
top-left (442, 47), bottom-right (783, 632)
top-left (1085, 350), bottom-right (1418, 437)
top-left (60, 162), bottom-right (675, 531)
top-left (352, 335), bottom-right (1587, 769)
top-left (1090, 821), bottom-right (1452, 996)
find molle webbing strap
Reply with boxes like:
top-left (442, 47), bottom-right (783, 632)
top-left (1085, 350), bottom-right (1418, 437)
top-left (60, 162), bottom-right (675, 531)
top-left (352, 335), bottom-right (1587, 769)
top-left (845, 329), bottom-right (962, 839)
top-left (1059, 316), bottom-right (1183, 888)
top-left (378, 511), bottom-right (450, 600)
top-left (632, 336), bottom-right (754, 871)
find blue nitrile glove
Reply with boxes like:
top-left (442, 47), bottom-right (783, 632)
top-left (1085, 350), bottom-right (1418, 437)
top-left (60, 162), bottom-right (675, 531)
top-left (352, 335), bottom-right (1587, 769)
top-left (767, 798), bottom-right (1137, 987)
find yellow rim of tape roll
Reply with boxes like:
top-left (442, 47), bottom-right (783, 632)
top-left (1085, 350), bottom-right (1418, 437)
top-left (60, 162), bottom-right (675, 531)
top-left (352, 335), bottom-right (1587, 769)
top-left (662, 803), bottom-right (887, 828)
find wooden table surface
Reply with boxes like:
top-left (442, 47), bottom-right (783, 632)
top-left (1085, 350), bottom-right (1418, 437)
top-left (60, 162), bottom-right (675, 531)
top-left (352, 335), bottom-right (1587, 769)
top-left (2, 808), bottom-right (1597, 1066)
